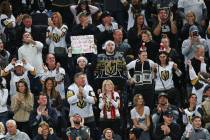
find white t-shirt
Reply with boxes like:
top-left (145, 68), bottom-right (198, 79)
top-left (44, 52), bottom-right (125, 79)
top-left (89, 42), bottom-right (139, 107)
top-left (155, 61), bottom-right (175, 91)
top-left (131, 106), bottom-right (150, 125)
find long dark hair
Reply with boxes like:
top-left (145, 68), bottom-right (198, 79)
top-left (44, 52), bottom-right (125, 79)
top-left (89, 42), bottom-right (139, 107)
top-left (76, 1), bottom-right (91, 16)
top-left (0, 77), bottom-right (5, 90)
top-left (42, 77), bottom-right (59, 99)
top-left (133, 14), bottom-right (147, 30)
top-left (157, 51), bottom-right (169, 66)
top-left (16, 79), bottom-right (30, 98)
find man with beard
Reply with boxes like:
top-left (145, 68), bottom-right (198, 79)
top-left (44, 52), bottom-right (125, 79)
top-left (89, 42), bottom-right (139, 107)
top-left (66, 114), bottom-right (90, 140)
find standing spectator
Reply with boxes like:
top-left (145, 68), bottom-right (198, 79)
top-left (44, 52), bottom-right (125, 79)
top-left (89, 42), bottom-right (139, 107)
top-left (202, 85), bottom-right (210, 130)
top-left (40, 53), bottom-right (65, 99)
top-left (5, 119), bottom-right (30, 140)
top-left (96, 11), bottom-right (119, 54)
top-left (29, 94), bottom-right (57, 137)
top-left (127, 49), bottom-right (155, 109)
top-left (98, 80), bottom-right (121, 135)
top-left (11, 80), bottom-right (33, 136)
top-left (94, 40), bottom-right (127, 95)
top-left (178, 0), bottom-right (207, 25)
top-left (0, 1), bottom-right (16, 57)
top-left (66, 114), bottom-right (90, 140)
top-left (182, 25), bottom-right (208, 62)
top-left (67, 72), bottom-right (98, 139)
top-left (154, 110), bottom-right (181, 140)
top-left (181, 11), bottom-right (204, 41)
top-left (153, 8), bottom-right (177, 47)
top-left (130, 94), bottom-right (151, 140)
top-left (181, 115), bottom-right (210, 140)
top-left (140, 30), bottom-right (159, 62)
top-left (190, 45), bottom-right (207, 75)
top-left (18, 32), bottom-right (44, 76)
top-left (46, 12), bottom-right (68, 71)
top-left (70, 0), bottom-right (99, 24)
top-left (113, 29), bottom-right (132, 63)
top-left (0, 77), bottom-right (8, 125)
top-left (122, 0), bottom-right (148, 31)
top-left (1, 59), bottom-right (36, 97)
top-left (0, 39), bottom-right (10, 69)
top-left (33, 121), bottom-right (60, 140)
top-left (127, 14), bottom-right (149, 57)
top-left (154, 51), bottom-right (182, 106)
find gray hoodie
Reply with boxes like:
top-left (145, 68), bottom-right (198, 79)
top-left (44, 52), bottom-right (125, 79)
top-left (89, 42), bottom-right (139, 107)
top-left (5, 129), bottom-right (30, 140)
top-left (181, 127), bottom-right (210, 140)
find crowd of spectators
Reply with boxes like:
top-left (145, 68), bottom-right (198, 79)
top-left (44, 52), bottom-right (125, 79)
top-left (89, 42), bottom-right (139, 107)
top-left (0, 0), bottom-right (210, 139)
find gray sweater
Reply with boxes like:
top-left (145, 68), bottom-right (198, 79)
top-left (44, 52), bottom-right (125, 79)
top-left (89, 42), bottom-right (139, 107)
top-left (5, 130), bottom-right (30, 140)
top-left (181, 128), bottom-right (210, 140)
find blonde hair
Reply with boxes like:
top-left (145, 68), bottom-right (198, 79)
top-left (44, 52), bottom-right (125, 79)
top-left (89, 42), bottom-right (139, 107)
top-left (141, 30), bottom-right (153, 41)
top-left (186, 11), bottom-right (196, 21)
top-left (102, 80), bottom-right (115, 93)
top-left (0, 122), bottom-right (5, 134)
top-left (51, 12), bottom-right (63, 28)
top-left (133, 94), bottom-right (144, 106)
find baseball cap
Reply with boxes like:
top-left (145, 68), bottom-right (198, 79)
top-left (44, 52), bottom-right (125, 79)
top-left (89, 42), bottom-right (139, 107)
top-left (77, 56), bottom-right (88, 64)
top-left (78, 11), bottom-right (88, 18)
top-left (15, 60), bottom-right (23, 67)
top-left (100, 11), bottom-right (111, 20)
top-left (163, 110), bottom-right (173, 117)
top-left (189, 25), bottom-right (199, 33)
top-left (158, 92), bottom-right (168, 98)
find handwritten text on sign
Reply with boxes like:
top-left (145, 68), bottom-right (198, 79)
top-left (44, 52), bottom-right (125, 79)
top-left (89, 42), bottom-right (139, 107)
top-left (71, 35), bottom-right (95, 54)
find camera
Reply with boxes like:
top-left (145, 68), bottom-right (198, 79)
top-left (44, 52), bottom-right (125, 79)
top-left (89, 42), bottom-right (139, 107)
top-left (192, 31), bottom-right (199, 37)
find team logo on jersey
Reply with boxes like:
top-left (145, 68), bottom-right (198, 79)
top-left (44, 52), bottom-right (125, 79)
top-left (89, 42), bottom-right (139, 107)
top-left (77, 99), bottom-right (87, 109)
top-left (52, 33), bottom-right (61, 43)
top-left (105, 61), bottom-right (117, 75)
top-left (161, 70), bottom-right (169, 81)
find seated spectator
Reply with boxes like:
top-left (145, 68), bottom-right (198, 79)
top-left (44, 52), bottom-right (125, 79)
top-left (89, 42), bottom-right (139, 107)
top-left (66, 114), bottom-right (90, 140)
top-left (11, 80), bottom-right (34, 136)
top-left (96, 11), bottom-right (118, 54)
top-left (181, 115), bottom-right (210, 140)
top-left (0, 1), bottom-right (17, 57)
top-left (154, 51), bottom-right (182, 106)
top-left (70, 0), bottom-right (99, 24)
top-left (33, 121), bottom-right (60, 140)
top-left (154, 110), bottom-right (181, 140)
top-left (29, 94), bottom-right (57, 137)
top-left (67, 72), bottom-right (98, 139)
top-left (40, 53), bottom-right (65, 99)
top-left (181, 94), bottom-right (203, 132)
top-left (0, 122), bottom-right (5, 139)
top-left (101, 128), bottom-right (121, 140)
top-left (128, 128), bottom-right (138, 140)
top-left (182, 25), bottom-right (208, 63)
top-left (98, 80), bottom-right (121, 135)
top-left (127, 14), bottom-right (149, 58)
top-left (1, 59), bottom-right (36, 97)
top-left (5, 119), bottom-right (30, 140)
top-left (0, 77), bottom-right (8, 125)
top-left (0, 39), bottom-right (10, 69)
top-left (130, 94), bottom-right (151, 140)
top-left (152, 92), bottom-right (180, 132)
top-left (202, 85), bottom-right (210, 130)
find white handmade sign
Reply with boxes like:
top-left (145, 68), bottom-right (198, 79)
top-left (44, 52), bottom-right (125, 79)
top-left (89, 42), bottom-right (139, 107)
top-left (71, 35), bottom-right (95, 54)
